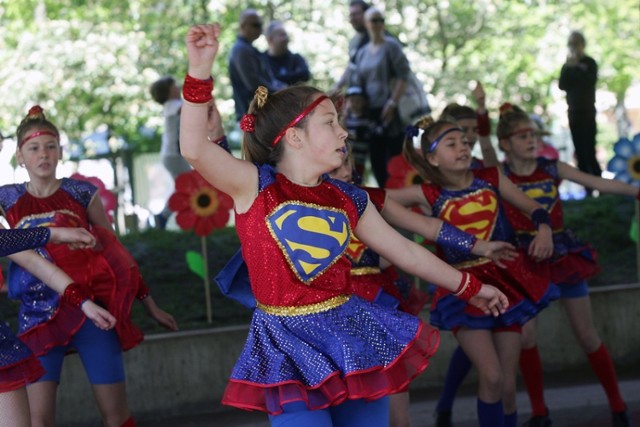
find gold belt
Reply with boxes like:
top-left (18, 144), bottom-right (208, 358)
top-left (257, 295), bottom-right (350, 316)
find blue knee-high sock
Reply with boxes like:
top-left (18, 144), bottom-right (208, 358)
top-left (331, 396), bottom-right (390, 427)
top-left (477, 399), bottom-right (504, 427)
top-left (436, 346), bottom-right (473, 413)
top-left (505, 411), bottom-right (518, 427)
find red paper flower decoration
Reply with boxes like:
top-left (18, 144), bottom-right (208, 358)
top-left (385, 154), bottom-right (423, 189)
top-left (70, 173), bottom-right (117, 223)
top-left (168, 170), bottom-right (233, 236)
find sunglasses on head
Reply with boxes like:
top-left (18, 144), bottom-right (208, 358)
top-left (369, 17), bottom-right (385, 23)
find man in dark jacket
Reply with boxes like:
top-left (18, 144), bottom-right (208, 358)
top-left (229, 9), bottom-right (286, 120)
top-left (559, 31), bottom-right (601, 178)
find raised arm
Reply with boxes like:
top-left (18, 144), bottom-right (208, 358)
top-left (180, 24), bottom-right (257, 207)
top-left (472, 82), bottom-right (500, 167)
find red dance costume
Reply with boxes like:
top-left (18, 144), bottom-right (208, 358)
top-left (221, 164), bottom-right (439, 415)
top-left (0, 178), bottom-right (147, 356)
top-left (502, 158), bottom-right (600, 286)
top-left (422, 167), bottom-right (557, 330)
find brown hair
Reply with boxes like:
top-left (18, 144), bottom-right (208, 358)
top-left (403, 116), bottom-right (460, 187)
top-left (16, 106), bottom-right (60, 148)
top-left (440, 103), bottom-right (475, 122)
top-left (149, 76), bottom-right (175, 104)
top-left (496, 102), bottom-right (530, 150)
top-left (242, 85), bottom-right (325, 165)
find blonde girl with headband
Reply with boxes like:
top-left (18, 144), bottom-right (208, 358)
top-left (0, 106), bottom-right (178, 427)
top-left (388, 116), bottom-right (557, 427)
top-left (0, 225), bottom-right (115, 427)
top-left (180, 23), bottom-right (508, 427)
top-left (496, 103), bottom-right (635, 427)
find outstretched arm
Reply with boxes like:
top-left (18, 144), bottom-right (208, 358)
top-left (180, 24), bottom-right (257, 211)
top-left (7, 250), bottom-right (116, 330)
top-left (356, 202), bottom-right (508, 316)
top-left (380, 196), bottom-right (516, 267)
top-left (558, 161), bottom-right (638, 197)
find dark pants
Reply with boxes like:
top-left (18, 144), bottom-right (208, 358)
top-left (369, 108), bottom-right (404, 187)
top-left (568, 108), bottom-right (601, 177)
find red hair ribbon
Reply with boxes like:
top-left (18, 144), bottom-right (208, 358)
top-left (271, 95), bottom-right (328, 147)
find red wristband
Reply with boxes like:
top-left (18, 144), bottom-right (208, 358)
top-left (183, 74), bottom-right (214, 104)
top-left (477, 110), bottom-right (491, 137)
top-left (62, 283), bottom-right (93, 308)
top-left (453, 272), bottom-right (482, 301)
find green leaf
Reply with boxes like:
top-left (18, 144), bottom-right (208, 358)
top-left (186, 250), bottom-right (205, 280)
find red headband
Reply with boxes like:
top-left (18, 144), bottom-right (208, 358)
top-left (19, 130), bottom-right (59, 148)
top-left (504, 127), bottom-right (536, 139)
top-left (272, 95), bottom-right (328, 147)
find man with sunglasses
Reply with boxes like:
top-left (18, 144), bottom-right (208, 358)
top-left (229, 9), bottom-right (286, 121)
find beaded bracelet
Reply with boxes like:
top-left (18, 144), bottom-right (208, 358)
top-left (531, 208), bottom-right (551, 228)
top-left (183, 74), bottom-right (214, 104)
top-left (62, 283), bottom-right (93, 308)
top-left (453, 272), bottom-right (482, 301)
top-left (436, 222), bottom-right (478, 255)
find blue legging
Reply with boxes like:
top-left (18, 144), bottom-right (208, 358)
top-left (268, 396), bottom-right (390, 427)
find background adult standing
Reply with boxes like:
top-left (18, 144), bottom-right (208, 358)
top-left (329, 0), bottom-right (371, 94)
top-left (353, 7), bottom-right (409, 187)
top-left (559, 31), bottom-right (601, 181)
top-left (149, 76), bottom-right (191, 229)
top-left (229, 9), bottom-right (286, 121)
top-left (263, 21), bottom-right (311, 86)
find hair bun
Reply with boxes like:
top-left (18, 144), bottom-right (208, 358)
top-left (499, 102), bottom-right (515, 116)
top-left (27, 105), bottom-right (45, 118)
top-left (415, 115), bottom-right (435, 130)
top-left (254, 86), bottom-right (269, 109)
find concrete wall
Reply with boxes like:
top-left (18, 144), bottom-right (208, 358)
top-left (56, 284), bottom-right (640, 425)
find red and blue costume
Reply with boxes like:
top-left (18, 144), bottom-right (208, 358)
top-left (421, 167), bottom-right (557, 330)
top-left (0, 227), bottom-right (52, 392)
top-left (0, 178), bottom-right (146, 356)
top-left (502, 158), bottom-right (600, 291)
top-left (221, 164), bottom-right (439, 415)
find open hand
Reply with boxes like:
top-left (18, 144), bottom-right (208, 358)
top-left (473, 240), bottom-right (517, 268)
top-left (468, 284), bottom-right (509, 317)
top-left (49, 227), bottom-right (96, 249)
top-left (81, 301), bottom-right (117, 330)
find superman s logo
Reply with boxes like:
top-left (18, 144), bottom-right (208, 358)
top-left (440, 189), bottom-right (498, 240)
top-left (518, 179), bottom-right (557, 212)
top-left (267, 202), bottom-right (351, 283)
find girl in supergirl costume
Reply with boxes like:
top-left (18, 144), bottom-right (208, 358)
top-left (1, 226), bottom-right (116, 427)
top-left (496, 104), bottom-right (635, 427)
top-left (392, 116), bottom-right (558, 427)
top-left (180, 24), bottom-right (508, 427)
top-left (330, 149), bottom-right (518, 427)
top-left (0, 106), bottom-right (178, 427)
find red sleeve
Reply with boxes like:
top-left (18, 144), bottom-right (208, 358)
top-left (362, 187), bottom-right (386, 212)
top-left (473, 166), bottom-right (500, 188)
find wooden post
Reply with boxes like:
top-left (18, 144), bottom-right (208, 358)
top-left (201, 235), bottom-right (213, 323)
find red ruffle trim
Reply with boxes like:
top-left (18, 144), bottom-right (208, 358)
top-left (551, 252), bottom-right (601, 285)
top-left (0, 355), bottom-right (45, 393)
top-left (18, 304), bottom-right (86, 357)
top-left (221, 321), bottom-right (440, 415)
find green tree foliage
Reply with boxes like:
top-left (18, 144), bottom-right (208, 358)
top-left (0, 0), bottom-right (637, 156)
